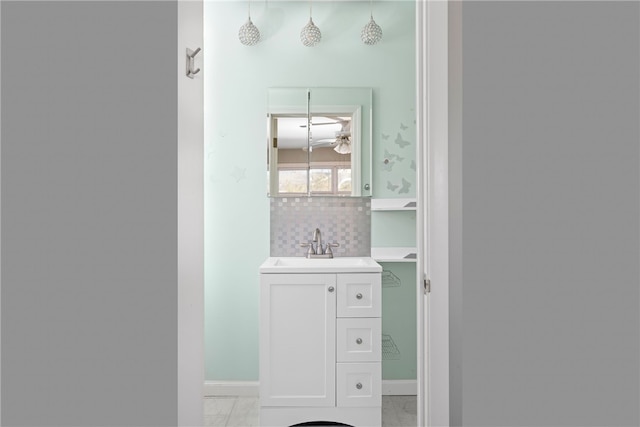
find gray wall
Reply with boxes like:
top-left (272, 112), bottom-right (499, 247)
top-left (1, 2), bottom-right (179, 425)
top-left (451, 2), bottom-right (639, 426)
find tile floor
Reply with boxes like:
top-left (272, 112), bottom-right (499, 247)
top-left (204, 395), bottom-right (417, 427)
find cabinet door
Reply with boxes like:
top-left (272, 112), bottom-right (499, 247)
top-left (260, 273), bottom-right (336, 407)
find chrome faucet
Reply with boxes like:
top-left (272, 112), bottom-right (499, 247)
top-left (300, 228), bottom-right (340, 258)
top-left (313, 228), bottom-right (323, 254)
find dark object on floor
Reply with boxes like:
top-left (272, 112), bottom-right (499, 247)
top-left (291, 422), bottom-right (353, 427)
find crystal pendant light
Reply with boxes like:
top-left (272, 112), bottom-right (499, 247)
top-left (300, 1), bottom-right (321, 47)
top-left (238, 1), bottom-right (260, 46)
top-left (361, 0), bottom-right (383, 45)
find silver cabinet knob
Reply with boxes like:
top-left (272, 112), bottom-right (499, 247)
top-left (356, 382), bottom-right (363, 390)
top-left (356, 293), bottom-right (363, 300)
top-left (328, 286), bottom-right (335, 293)
top-left (356, 338), bottom-right (363, 345)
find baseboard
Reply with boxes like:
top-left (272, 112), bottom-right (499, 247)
top-left (203, 380), bottom-right (417, 397)
top-left (381, 379), bottom-right (417, 395)
top-left (204, 381), bottom-right (260, 397)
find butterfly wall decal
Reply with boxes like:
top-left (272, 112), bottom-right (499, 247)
top-left (398, 178), bottom-right (411, 194)
top-left (395, 133), bottom-right (410, 148)
top-left (231, 166), bottom-right (246, 183)
top-left (387, 181), bottom-right (399, 191)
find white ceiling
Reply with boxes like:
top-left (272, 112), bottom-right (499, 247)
top-left (276, 116), bottom-right (350, 149)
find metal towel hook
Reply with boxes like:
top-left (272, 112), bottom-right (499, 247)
top-left (186, 47), bottom-right (201, 79)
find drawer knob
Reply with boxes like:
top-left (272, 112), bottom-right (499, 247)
top-left (356, 293), bottom-right (363, 300)
top-left (356, 338), bottom-right (363, 345)
top-left (356, 382), bottom-right (363, 390)
top-left (328, 286), bottom-right (335, 293)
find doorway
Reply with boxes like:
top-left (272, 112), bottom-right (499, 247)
top-left (180, 1), bottom-right (451, 426)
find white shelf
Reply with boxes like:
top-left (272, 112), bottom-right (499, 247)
top-left (371, 198), bottom-right (417, 211)
top-left (371, 247), bottom-right (417, 263)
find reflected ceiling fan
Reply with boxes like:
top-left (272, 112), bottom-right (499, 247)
top-left (300, 116), bottom-right (352, 154)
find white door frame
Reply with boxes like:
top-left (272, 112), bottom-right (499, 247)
top-left (417, 1), bottom-right (449, 426)
top-left (178, 0), bottom-right (204, 426)
top-left (178, 1), bottom-right (451, 424)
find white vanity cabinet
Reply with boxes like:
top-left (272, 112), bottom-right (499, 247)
top-left (259, 258), bottom-right (382, 427)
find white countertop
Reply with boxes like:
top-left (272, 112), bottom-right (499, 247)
top-left (259, 257), bottom-right (382, 274)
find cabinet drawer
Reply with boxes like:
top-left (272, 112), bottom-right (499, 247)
top-left (337, 274), bottom-right (381, 317)
top-left (336, 363), bottom-right (381, 407)
top-left (337, 318), bottom-right (381, 362)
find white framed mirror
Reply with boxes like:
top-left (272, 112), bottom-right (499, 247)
top-left (267, 87), bottom-right (372, 197)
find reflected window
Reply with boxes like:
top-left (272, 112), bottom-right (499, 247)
top-left (337, 168), bottom-right (352, 193)
top-left (310, 169), bottom-right (332, 193)
top-left (278, 169), bottom-right (308, 194)
top-left (278, 165), bottom-right (351, 196)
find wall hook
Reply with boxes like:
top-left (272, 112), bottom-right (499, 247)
top-left (186, 47), bottom-right (201, 79)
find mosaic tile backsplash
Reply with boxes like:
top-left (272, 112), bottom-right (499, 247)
top-left (270, 197), bottom-right (371, 257)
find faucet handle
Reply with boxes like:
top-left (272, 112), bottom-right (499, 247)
top-left (324, 242), bottom-right (340, 257)
top-left (300, 241), bottom-right (316, 256)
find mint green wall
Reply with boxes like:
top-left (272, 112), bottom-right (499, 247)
top-left (380, 263), bottom-right (418, 380)
top-left (371, 211), bottom-right (417, 248)
top-left (204, 1), bottom-right (415, 381)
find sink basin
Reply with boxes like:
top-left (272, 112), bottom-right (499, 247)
top-left (259, 257), bottom-right (382, 273)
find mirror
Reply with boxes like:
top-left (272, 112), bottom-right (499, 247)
top-left (267, 87), bottom-right (372, 197)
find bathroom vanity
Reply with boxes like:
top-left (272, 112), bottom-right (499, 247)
top-left (259, 257), bottom-right (383, 427)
